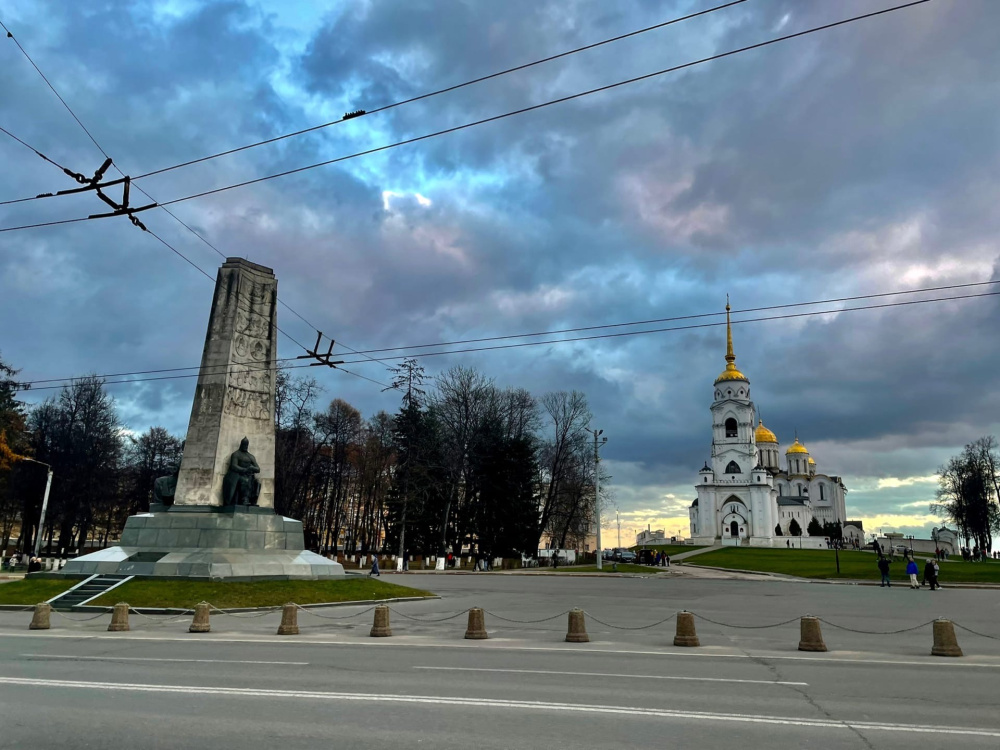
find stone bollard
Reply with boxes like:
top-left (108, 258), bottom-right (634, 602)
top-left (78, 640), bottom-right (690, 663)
top-left (370, 604), bottom-right (392, 637)
top-left (189, 602), bottom-right (211, 633)
top-left (277, 603), bottom-right (299, 636)
top-left (798, 615), bottom-right (827, 652)
top-left (29, 602), bottom-right (51, 630)
top-left (673, 611), bottom-right (700, 647)
top-left (931, 618), bottom-right (963, 657)
top-left (465, 608), bottom-right (488, 640)
top-left (108, 602), bottom-right (130, 632)
top-left (565, 608), bottom-right (590, 643)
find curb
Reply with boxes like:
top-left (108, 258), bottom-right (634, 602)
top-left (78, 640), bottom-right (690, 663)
top-left (681, 564), bottom-right (1000, 589)
top-left (0, 595), bottom-right (439, 615)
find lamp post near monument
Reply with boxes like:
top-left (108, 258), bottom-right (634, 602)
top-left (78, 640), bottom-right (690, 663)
top-left (63, 258), bottom-right (344, 580)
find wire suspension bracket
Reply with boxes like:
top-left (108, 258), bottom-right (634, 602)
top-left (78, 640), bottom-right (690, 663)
top-left (297, 332), bottom-right (345, 369)
top-left (34, 156), bottom-right (156, 230)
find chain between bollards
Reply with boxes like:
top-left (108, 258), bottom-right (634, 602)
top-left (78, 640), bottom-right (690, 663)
top-left (20, 603), bottom-right (995, 658)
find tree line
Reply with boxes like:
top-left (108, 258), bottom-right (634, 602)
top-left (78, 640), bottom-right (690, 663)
top-left (0, 352), bottom-right (604, 560)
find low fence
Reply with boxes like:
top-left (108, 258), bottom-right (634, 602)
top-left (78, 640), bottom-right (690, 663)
top-left (21, 601), bottom-right (1000, 658)
top-left (334, 555), bottom-right (526, 571)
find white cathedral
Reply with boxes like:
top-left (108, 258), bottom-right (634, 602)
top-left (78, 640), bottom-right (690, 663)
top-left (688, 304), bottom-right (848, 547)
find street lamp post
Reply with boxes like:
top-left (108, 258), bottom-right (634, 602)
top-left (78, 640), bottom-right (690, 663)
top-left (20, 458), bottom-right (53, 561)
top-left (586, 428), bottom-right (608, 570)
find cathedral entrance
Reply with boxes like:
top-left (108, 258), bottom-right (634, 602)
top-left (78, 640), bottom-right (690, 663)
top-left (721, 497), bottom-right (748, 546)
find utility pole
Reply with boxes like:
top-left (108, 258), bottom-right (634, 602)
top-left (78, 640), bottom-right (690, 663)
top-left (586, 428), bottom-right (608, 570)
top-left (616, 510), bottom-right (621, 549)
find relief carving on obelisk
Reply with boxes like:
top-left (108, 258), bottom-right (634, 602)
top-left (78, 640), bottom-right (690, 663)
top-left (224, 283), bottom-right (274, 422)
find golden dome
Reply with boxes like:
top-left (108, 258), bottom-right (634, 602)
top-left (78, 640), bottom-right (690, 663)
top-left (786, 438), bottom-right (809, 455)
top-left (714, 298), bottom-right (749, 385)
top-left (808, 457), bottom-right (816, 465)
top-left (754, 419), bottom-right (778, 444)
top-left (715, 364), bottom-right (748, 384)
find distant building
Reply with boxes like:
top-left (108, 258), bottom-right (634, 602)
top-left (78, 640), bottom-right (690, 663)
top-left (635, 528), bottom-right (666, 546)
top-left (843, 521), bottom-right (865, 545)
top-left (875, 526), bottom-right (958, 556)
top-left (689, 303), bottom-right (849, 547)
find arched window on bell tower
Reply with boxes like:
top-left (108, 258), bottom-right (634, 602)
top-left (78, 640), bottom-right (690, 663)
top-left (725, 460), bottom-right (741, 474)
top-left (724, 418), bottom-right (738, 438)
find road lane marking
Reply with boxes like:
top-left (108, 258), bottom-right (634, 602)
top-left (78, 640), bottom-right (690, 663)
top-left (0, 675), bottom-right (995, 737)
top-left (2, 633), bottom-right (999, 669)
top-left (413, 666), bottom-right (807, 686)
top-left (21, 654), bottom-right (308, 666)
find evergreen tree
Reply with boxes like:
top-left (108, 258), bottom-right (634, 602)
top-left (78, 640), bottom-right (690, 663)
top-left (788, 518), bottom-right (802, 536)
top-left (807, 516), bottom-right (824, 536)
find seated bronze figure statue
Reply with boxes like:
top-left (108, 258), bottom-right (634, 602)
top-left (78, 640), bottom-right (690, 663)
top-left (222, 437), bottom-right (261, 506)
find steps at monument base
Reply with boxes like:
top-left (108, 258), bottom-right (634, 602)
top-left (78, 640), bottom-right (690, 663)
top-left (50, 574), bottom-right (133, 609)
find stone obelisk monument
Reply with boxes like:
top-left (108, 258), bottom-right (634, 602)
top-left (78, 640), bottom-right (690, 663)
top-left (64, 259), bottom-right (344, 580)
top-left (174, 258), bottom-right (278, 509)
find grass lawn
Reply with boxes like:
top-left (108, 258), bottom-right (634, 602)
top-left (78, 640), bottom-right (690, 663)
top-left (688, 548), bottom-right (1000, 583)
top-left (0, 577), bottom-right (85, 605)
top-left (90, 577), bottom-right (434, 609)
top-left (559, 563), bottom-right (663, 574)
top-left (629, 544), bottom-right (706, 556)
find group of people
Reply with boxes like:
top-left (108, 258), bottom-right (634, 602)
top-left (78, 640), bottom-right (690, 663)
top-left (959, 546), bottom-right (996, 562)
top-left (826, 538), bottom-right (861, 550)
top-left (876, 552), bottom-right (941, 590)
top-left (2, 554), bottom-right (45, 572)
top-left (651, 551), bottom-right (671, 567)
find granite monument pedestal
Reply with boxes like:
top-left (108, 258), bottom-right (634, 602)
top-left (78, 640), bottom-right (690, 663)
top-left (63, 505), bottom-right (342, 580)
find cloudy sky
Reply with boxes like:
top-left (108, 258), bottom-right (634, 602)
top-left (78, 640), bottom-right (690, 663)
top-left (2, 0), bottom-right (998, 543)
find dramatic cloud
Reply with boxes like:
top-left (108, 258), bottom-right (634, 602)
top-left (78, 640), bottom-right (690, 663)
top-left (2, 0), bottom-right (999, 542)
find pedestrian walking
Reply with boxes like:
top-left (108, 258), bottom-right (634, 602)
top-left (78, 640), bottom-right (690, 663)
top-left (369, 555), bottom-right (380, 577)
top-left (906, 558), bottom-right (919, 589)
top-left (925, 559), bottom-right (940, 590)
top-left (664, 555), bottom-right (671, 568)
top-left (877, 556), bottom-right (891, 587)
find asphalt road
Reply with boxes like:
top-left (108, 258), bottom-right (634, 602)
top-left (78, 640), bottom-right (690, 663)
top-left (1, 573), bottom-right (998, 749)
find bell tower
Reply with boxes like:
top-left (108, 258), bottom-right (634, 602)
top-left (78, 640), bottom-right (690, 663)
top-left (710, 299), bottom-right (756, 481)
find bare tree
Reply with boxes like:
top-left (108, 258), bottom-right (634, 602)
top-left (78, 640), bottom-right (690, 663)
top-left (432, 366), bottom-right (494, 554)
top-left (536, 391), bottom-right (592, 552)
top-left (931, 436), bottom-right (1000, 553)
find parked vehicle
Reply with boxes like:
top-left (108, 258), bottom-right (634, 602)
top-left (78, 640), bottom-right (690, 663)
top-left (614, 549), bottom-right (636, 563)
top-left (637, 549), bottom-right (656, 565)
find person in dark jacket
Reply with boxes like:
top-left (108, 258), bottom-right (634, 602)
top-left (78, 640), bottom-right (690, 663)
top-left (924, 559), bottom-right (939, 590)
top-left (877, 556), bottom-right (891, 587)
